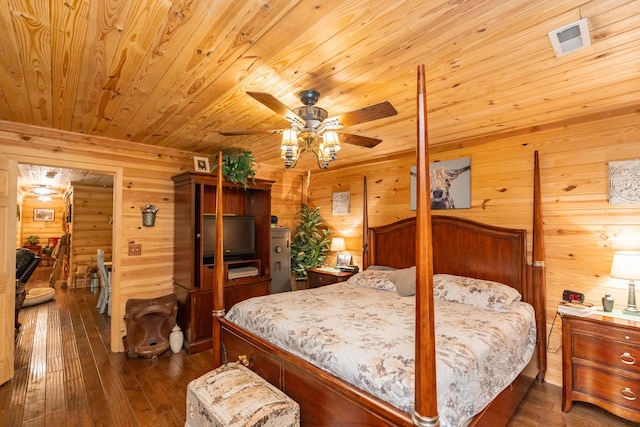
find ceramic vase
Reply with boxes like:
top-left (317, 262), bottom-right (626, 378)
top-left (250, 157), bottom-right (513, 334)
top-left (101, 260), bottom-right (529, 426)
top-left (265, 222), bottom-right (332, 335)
top-left (169, 324), bottom-right (184, 353)
top-left (602, 294), bottom-right (614, 312)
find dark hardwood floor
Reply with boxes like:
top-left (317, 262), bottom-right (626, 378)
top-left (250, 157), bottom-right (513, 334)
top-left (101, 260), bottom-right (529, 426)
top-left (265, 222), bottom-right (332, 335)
top-left (0, 269), bottom-right (634, 426)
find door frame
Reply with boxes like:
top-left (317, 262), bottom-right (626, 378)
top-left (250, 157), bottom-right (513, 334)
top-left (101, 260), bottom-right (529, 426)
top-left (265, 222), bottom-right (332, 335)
top-left (8, 153), bottom-right (123, 352)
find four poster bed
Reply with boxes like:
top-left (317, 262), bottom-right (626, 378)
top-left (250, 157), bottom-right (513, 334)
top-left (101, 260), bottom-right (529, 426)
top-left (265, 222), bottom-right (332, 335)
top-left (210, 65), bottom-right (547, 426)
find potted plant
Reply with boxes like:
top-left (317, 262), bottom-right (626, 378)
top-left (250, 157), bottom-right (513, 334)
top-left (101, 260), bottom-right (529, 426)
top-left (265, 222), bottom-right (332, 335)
top-left (212, 150), bottom-right (256, 188)
top-left (290, 204), bottom-right (332, 279)
top-left (24, 235), bottom-right (42, 255)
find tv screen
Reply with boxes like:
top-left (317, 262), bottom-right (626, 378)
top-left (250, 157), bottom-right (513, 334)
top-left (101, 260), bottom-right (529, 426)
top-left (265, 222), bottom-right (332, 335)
top-left (202, 215), bottom-right (255, 262)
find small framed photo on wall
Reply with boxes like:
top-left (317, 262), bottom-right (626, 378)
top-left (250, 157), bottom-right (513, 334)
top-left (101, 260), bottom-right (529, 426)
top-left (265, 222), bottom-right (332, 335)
top-left (34, 208), bottom-right (54, 222)
top-left (332, 191), bottom-right (350, 215)
top-left (193, 156), bottom-right (210, 173)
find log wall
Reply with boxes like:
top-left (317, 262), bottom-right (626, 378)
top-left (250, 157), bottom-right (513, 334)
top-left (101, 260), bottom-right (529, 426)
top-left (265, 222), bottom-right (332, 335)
top-left (19, 195), bottom-right (65, 249)
top-left (68, 183), bottom-right (113, 286)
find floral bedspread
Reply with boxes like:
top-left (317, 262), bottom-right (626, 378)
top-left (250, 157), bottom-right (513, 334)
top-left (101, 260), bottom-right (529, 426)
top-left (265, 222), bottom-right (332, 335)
top-left (225, 283), bottom-right (536, 427)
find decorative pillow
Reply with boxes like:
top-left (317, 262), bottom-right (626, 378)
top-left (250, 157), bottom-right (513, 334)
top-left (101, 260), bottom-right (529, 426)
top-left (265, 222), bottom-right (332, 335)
top-left (433, 274), bottom-right (521, 312)
top-left (346, 269), bottom-right (397, 291)
top-left (366, 265), bottom-right (397, 271)
top-left (388, 266), bottom-right (416, 296)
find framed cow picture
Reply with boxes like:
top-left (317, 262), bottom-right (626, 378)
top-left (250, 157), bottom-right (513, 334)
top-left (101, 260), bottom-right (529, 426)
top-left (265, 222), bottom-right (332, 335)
top-left (410, 157), bottom-right (471, 210)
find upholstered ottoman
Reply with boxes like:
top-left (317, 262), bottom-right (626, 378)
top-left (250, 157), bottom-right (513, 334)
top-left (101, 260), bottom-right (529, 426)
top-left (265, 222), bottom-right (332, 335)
top-left (185, 363), bottom-right (299, 427)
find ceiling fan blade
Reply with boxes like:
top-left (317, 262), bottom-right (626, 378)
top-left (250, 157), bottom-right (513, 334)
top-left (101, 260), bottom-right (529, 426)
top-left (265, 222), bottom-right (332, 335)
top-left (328, 101), bottom-right (397, 127)
top-left (218, 130), bottom-right (280, 136)
top-left (337, 132), bottom-right (382, 148)
top-left (247, 92), bottom-right (301, 123)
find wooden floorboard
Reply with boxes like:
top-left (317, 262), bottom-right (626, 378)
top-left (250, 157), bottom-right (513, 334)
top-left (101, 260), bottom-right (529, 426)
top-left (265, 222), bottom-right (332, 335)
top-left (0, 270), bottom-right (636, 426)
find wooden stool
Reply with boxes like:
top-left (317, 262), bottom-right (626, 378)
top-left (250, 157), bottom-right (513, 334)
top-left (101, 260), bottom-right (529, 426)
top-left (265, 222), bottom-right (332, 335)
top-left (186, 363), bottom-right (299, 427)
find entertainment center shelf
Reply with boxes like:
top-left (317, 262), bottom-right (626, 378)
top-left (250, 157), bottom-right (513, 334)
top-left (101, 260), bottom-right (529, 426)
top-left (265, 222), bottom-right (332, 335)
top-left (202, 259), bottom-right (262, 284)
top-left (172, 171), bottom-right (274, 353)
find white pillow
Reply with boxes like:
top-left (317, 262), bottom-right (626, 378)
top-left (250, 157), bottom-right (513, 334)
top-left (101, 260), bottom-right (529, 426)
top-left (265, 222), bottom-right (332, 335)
top-left (346, 269), bottom-right (397, 291)
top-left (433, 274), bottom-right (521, 312)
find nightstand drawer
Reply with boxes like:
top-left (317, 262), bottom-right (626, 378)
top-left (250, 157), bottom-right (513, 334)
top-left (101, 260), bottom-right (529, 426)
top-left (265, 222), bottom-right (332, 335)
top-left (306, 268), bottom-right (355, 288)
top-left (573, 332), bottom-right (640, 375)
top-left (308, 272), bottom-right (338, 287)
top-left (574, 364), bottom-right (640, 412)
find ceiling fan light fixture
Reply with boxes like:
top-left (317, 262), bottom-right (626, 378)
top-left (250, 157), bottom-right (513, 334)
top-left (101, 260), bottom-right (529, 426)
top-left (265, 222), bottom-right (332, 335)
top-left (221, 89), bottom-right (396, 170)
top-left (281, 128), bottom-right (300, 169)
top-left (321, 130), bottom-right (340, 161)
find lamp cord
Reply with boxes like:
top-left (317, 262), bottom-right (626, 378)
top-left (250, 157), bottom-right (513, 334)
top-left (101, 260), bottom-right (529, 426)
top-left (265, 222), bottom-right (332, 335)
top-left (547, 310), bottom-right (562, 354)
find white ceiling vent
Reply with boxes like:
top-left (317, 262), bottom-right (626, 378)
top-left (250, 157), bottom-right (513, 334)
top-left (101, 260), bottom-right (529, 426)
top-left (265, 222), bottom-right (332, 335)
top-left (548, 18), bottom-right (591, 57)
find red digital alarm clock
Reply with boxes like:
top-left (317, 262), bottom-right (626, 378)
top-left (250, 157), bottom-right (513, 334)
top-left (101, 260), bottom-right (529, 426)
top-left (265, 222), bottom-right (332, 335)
top-left (562, 289), bottom-right (585, 303)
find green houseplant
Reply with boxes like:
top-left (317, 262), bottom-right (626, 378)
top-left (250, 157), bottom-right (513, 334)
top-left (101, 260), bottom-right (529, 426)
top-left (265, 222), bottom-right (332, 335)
top-left (212, 150), bottom-right (256, 188)
top-left (290, 204), bottom-right (332, 278)
top-left (26, 235), bottom-right (40, 245)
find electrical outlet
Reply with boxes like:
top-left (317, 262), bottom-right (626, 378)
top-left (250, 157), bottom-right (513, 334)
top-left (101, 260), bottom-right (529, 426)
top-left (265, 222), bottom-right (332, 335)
top-left (128, 243), bottom-right (142, 256)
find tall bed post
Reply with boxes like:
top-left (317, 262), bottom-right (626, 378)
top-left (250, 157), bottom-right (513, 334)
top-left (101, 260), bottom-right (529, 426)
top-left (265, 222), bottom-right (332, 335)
top-left (212, 151), bottom-right (225, 367)
top-left (413, 64), bottom-right (439, 426)
top-left (532, 150), bottom-right (547, 382)
top-left (362, 176), bottom-right (370, 269)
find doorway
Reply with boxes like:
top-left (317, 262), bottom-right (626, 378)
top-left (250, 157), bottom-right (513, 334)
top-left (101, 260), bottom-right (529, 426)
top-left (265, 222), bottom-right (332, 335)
top-left (17, 163), bottom-right (115, 337)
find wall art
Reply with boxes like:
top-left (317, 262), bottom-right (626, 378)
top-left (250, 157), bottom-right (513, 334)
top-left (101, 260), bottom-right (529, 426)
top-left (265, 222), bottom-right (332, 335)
top-left (332, 191), bottom-right (350, 215)
top-left (609, 159), bottom-right (640, 204)
top-left (34, 208), bottom-right (55, 222)
top-left (411, 157), bottom-right (471, 210)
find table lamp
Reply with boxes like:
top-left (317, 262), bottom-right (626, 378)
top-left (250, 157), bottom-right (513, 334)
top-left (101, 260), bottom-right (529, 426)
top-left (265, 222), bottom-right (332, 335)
top-left (610, 251), bottom-right (640, 315)
top-left (330, 237), bottom-right (346, 267)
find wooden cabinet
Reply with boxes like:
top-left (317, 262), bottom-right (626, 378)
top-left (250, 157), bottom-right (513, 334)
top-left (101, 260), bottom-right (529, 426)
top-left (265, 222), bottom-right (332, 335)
top-left (172, 172), bottom-right (274, 353)
top-left (562, 313), bottom-right (640, 422)
top-left (306, 268), bottom-right (355, 288)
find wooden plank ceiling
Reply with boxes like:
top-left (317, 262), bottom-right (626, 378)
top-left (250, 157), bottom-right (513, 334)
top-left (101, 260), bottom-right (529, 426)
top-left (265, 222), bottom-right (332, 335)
top-left (0, 0), bottom-right (638, 171)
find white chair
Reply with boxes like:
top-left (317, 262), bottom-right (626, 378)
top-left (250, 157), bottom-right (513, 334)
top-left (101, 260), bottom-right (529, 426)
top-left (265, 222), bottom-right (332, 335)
top-left (96, 249), bottom-right (111, 315)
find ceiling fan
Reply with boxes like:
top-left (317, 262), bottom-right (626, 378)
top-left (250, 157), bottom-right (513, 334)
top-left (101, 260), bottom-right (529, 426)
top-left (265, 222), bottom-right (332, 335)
top-left (219, 90), bottom-right (397, 169)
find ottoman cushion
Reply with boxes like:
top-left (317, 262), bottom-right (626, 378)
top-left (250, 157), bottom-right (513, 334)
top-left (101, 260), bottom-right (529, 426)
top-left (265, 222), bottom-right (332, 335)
top-left (186, 363), bottom-right (299, 427)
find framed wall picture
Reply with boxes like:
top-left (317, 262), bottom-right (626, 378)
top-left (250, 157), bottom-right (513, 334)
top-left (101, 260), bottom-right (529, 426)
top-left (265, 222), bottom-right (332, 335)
top-left (332, 191), bottom-right (350, 215)
top-left (609, 159), bottom-right (640, 204)
top-left (193, 156), bottom-right (210, 173)
top-left (34, 208), bottom-right (55, 222)
top-left (411, 157), bottom-right (471, 210)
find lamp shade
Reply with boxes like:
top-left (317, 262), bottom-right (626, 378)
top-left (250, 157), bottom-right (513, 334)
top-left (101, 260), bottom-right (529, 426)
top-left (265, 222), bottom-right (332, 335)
top-left (330, 237), bottom-right (346, 252)
top-left (610, 251), bottom-right (640, 280)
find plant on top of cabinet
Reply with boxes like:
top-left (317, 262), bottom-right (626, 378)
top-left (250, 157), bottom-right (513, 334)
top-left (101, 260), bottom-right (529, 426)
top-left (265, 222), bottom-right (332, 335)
top-left (212, 150), bottom-right (256, 188)
top-left (291, 204), bottom-right (331, 278)
top-left (26, 235), bottom-right (40, 245)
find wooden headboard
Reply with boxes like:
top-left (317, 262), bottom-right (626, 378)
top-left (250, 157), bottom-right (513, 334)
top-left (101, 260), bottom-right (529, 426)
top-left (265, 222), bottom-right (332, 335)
top-left (365, 215), bottom-right (528, 300)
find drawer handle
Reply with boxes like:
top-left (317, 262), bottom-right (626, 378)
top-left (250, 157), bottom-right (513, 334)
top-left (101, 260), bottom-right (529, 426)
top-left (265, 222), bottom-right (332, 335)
top-left (620, 352), bottom-right (636, 365)
top-left (621, 388), bottom-right (637, 401)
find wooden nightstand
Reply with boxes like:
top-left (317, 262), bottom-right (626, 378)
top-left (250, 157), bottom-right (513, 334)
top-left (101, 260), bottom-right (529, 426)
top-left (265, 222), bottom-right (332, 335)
top-left (562, 312), bottom-right (640, 422)
top-left (306, 268), bottom-right (355, 288)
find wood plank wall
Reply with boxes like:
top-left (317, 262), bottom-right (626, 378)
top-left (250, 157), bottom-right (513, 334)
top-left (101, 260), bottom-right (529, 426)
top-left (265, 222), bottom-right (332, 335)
top-left (0, 120), bottom-right (304, 352)
top-left (307, 111), bottom-right (640, 387)
top-left (4, 107), bottom-right (637, 387)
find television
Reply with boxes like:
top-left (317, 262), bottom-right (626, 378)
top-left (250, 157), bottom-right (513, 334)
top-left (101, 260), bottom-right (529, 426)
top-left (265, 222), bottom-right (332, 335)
top-left (202, 215), bottom-right (255, 262)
